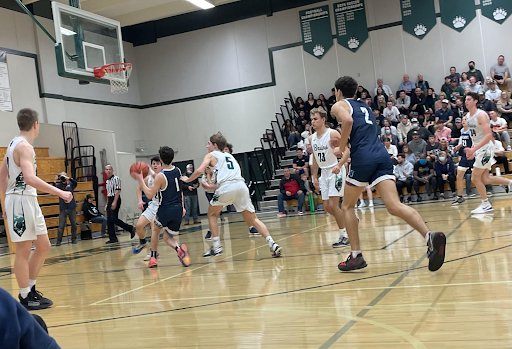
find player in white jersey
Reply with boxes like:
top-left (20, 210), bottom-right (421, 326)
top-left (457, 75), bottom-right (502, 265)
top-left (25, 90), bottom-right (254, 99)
top-left (181, 132), bottom-right (282, 258)
top-left (133, 157), bottom-right (162, 261)
top-left (0, 109), bottom-right (72, 310)
top-left (464, 92), bottom-right (512, 214)
top-left (309, 108), bottom-right (350, 248)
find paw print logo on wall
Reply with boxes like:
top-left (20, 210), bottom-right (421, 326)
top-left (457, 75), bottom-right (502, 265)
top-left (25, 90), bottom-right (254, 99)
top-left (452, 16), bottom-right (466, 29)
top-left (313, 45), bottom-right (325, 57)
top-left (493, 8), bottom-right (507, 21)
top-left (347, 37), bottom-right (360, 49)
top-left (413, 24), bottom-right (427, 36)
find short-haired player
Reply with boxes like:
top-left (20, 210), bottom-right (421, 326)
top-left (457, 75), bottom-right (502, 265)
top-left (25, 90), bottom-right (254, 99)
top-left (132, 147), bottom-right (191, 268)
top-left (331, 76), bottom-right (446, 272)
top-left (181, 132), bottom-right (282, 258)
top-left (452, 116), bottom-right (473, 205)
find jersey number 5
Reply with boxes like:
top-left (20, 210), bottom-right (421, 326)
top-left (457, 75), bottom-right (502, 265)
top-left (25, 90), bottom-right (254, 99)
top-left (361, 107), bottom-right (373, 125)
top-left (226, 157), bottom-right (234, 170)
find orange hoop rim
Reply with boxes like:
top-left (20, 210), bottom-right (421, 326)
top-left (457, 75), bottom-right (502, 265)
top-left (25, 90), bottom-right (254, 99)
top-left (94, 63), bottom-right (132, 79)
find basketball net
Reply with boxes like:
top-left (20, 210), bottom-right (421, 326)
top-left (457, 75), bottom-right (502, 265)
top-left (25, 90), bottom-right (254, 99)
top-left (94, 63), bottom-right (132, 94)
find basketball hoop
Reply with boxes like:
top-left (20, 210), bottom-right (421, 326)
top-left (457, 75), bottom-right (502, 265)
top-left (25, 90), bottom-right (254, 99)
top-left (94, 63), bottom-right (132, 94)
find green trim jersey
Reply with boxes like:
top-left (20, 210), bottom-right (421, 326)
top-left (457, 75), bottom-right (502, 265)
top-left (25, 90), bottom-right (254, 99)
top-left (211, 151), bottom-right (243, 187)
top-left (6, 136), bottom-right (37, 197)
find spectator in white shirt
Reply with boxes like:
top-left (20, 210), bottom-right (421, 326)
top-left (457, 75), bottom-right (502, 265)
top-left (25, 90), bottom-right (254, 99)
top-left (381, 119), bottom-right (397, 136)
top-left (468, 76), bottom-right (483, 93)
top-left (492, 132), bottom-right (511, 174)
top-left (383, 137), bottom-right (398, 159)
top-left (397, 114), bottom-right (412, 147)
top-left (394, 153), bottom-right (414, 203)
top-left (383, 101), bottom-right (400, 123)
top-left (485, 79), bottom-right (502, 103)
top-left (489, 110), bottom-right (511, 150)
top-left (375, 78), bottom-right (393, 97)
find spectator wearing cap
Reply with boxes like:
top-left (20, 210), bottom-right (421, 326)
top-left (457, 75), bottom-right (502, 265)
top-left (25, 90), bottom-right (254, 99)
top-left (440, 76), bottom-right (452, 96)
top-left (407, 118), bottom-right (431, 142)
top-left (407, 131), bottom-right (427, 158)
top-left (383, 101), bottom-right (400, 124)
top-left (477, 92), bottom-right (496, 112)
top-left (485, 79), bottom-right (502, 103)
top-left (449, 67), bottom-right (461, 86)
top-left (453, 97), bottom-right (467, 119)
top-left (409, 87), bottom-right (426, 119)
top-left (435, 152), bottom-right (456, 199)
top-left (434, 99), bottom-right (454, 128)
top-left (397, 115), bottom-right (412, 148)
top-left (83, 194), bottom-right (108, 238)
top-left (394, 153), bottom-right (414, 203)
top-left (447, 78), bottom-right (465, 108)
top-left (435, 120), bottom-right (452, 142)
top-left (434, 92), bottom-right (450, 111)
top-left (468, 76), bottom-right (483, 93)
top-left (450, 117), bottom-right (464, 145)
top-left (396, 90), bottom-right (411, 115)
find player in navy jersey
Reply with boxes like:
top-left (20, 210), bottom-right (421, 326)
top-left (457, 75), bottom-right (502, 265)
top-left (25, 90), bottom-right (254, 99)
top-left (132, 146), bottom-right (191, 268)
top-left (330, 76), bottom-right (446, 272)
top-left (452, 116), bottom-right (474, 205)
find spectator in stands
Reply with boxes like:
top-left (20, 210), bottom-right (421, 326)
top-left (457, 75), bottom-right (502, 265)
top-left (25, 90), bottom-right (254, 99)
top-left (450, 117), bottom-right (463, 145)
top-left (449, 67), bottom-right (461, 85)
top-left (283, 119), bottom-right (301, 149)
top-left (318, 94), bottom-right (328, 106)
top-left (440, 76), bottom-right (452, 96)
top-left (425, 88), bottom-right (437, 113)
top-left (292, 149), bottom-right (309, 177)
top-left (453, 97), bottom-right (467, 119)
top-left (492, 132), bottom-right (512, 174)
top-left (373, 107), bottom-right (385, 127)
top-left (407, 118), bottom-right (431, 142)
top-left (423, 110), bottom-right (436, 134)
top-left (383, 101), bottom-right (400, 125)
top-left (53, 172), bottom-right (77, 246)
top-left (468, 76), bottom-right (483, 93)
top-left (497, 91), bottom-right (512, 123)
top-left (295, 97), bottom-right (304, 111)
top-left (356, 86), bottom-right (371, 99)
top-left (384, 137), bottom-right (398, 160)
top-left (277, 168), bottom-right (305, 217)
top-left (435, 151), bottom-right (456, 199)
top-left (316, 98), bottom-right (327, 111)
top-left (416, 74), bottom-right (429, 92)
top-left (301, 173), bottom-right (320, 211)
top-left (381, 119), bottom-right (397, 136)
top-left (394, 154), bottom-right (414, 203)
top-left (399, 74), bottom-right (415, 94)
top-left (490, 110), bottom-right (511, 151)
top-left (397, 114), bottom-right (412, 148)
top-left (410, 87), bottom-right (426, 119)
top-left (467, 60), bottom-right (485, 84)
top-left (365, 96), bottom-right (378, 111)
top-left (435, 99), bottom-right (454, 128)
top-left (435, 137), bottom-right (456, 160)
top-left (402, 144), bottom-right (416, 165)
top-left (376, 95), bottom-right (387, 113)
top-left (305, 93), bottom-right (316, 113)
top-left (296, 110), bottom-right (308, 133)
top-left (426, 134), bottom-right (440, 159)
top-left (374, 86), bottom-right (389, 105)
top-left (413, 153), bottom-right (437, 201)
top-left (490, 55), bottom-right (512, 91)
top-left (396, 90), bottom-right (411, 115)
top-left (83, 194), bottom-right (108, 238)
top-left (375, 78), bottom-right (393, 96)
top-left (459, 72), bottom-right (470, 89)
top-left (381, 126), bottom-right (399, 146)
top-left (477, 91), bottom-right (496, 112)
top-left (435, 121), bottom-right (452, 142)
top-left (408, 130), bottom-right (427, 158)
top-left (434, 92), bottom-right (450, 111)
top-left (485, 79), bottom-right (502, 103)
top-left (328, 88), bottom-right (337, 111)
top-left (447, 78), bottom-right (465, 107)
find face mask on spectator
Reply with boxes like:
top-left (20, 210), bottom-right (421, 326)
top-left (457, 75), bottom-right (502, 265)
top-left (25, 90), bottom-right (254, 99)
top-left (439, 156), bottom-right (446, 162)
top-left (412, 123), bottom-right (418, 128)
top-left (419, 159), bottom-right (427, 165)
top-left (385, 130), bottom-right (391, 135)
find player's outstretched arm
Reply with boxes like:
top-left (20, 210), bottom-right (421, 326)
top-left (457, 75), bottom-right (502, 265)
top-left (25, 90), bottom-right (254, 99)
top-left (181, 154), bottom-right (212, 183)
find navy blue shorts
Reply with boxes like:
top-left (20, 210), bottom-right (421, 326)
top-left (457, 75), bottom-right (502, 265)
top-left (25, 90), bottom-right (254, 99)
top-left (155, 205), bottom-right (183, 232)
top-left (457, 157), bottom-right (474, 170)
top-left (346, 160), bottom-right (395, 187)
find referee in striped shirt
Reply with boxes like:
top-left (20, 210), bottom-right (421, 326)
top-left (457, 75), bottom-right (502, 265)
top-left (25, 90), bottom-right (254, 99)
top-left (104, 165), bottom-right (135, 244)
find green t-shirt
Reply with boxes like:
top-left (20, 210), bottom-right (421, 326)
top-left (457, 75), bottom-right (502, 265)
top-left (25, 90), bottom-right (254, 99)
top-left (447, 86), bottom-right (465, 103)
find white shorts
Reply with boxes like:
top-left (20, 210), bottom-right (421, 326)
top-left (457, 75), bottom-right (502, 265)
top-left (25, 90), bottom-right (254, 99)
top-left (210, 180), bottom-right (255, 213)
top-left (141, 201), bottom-right (159, 220)
top-left (319, 165), bottom-right (346, 201)
top-left (5, 194), bottom-right (47, 242)
top-left (473, 145), bottom-right (495, 170)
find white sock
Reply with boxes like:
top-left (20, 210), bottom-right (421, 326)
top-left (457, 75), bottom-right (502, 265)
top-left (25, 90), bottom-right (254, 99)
top-left (369, 200), bottom-right (373, 205)
top-left (29, 279), bottom-right (36, 288)
top-left (266, 236), bottom-right (275, 247)
top-left (339, 228), bottom-right (347, 238)
top-left (482, 199), bottom-right (489, 205)
top-left (424, 232), bottom-right (431, 244)
top-left (20, 287), bottom-right (31, 299)
top-left (351, 250), bottom-right (361, 258)
top-left (212, 237), bottom-right (221, 249)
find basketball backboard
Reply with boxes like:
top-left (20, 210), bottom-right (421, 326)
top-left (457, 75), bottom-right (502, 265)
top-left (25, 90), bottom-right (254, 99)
top-left (51, 1), bottom-right (126, 84)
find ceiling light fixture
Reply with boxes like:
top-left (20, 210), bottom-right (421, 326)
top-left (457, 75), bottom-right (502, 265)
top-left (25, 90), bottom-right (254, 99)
top-left (187, 0), bottom-right (215, 10)
top-left (60, 27), bottom-right (77, 36)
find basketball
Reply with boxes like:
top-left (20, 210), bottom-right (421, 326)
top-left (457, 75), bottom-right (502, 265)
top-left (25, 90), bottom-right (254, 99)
top-left (129, 161), bottom-right (149, 177)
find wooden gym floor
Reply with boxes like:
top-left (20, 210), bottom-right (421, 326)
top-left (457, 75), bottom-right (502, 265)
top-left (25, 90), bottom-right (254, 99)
top-left (0, 195), bottom-right (511, 348)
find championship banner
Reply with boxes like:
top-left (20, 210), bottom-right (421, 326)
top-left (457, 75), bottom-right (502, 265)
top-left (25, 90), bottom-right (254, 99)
top-left (333, 0), bottom-right (369, 52)
top-left (0, 51), bottom-right (13, 112)
top-left (481, 0), bottom-right (511, 24)
top-left (440, 0), bottom-right (476, 32)
top-left (400, 0), bottom-right (437, 39)
top-left (299, 5), bottom-right (333, 59)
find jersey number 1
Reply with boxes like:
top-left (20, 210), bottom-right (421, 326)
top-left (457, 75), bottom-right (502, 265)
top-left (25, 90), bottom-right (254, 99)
top-left (361, 107), bottom-right (373, 125)
top-left (226, 157), bottom-right (234, 170)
